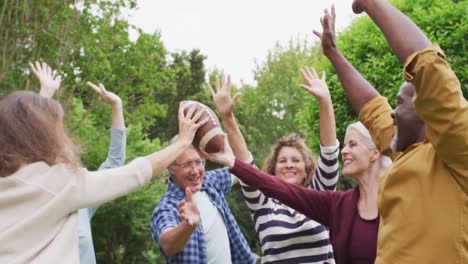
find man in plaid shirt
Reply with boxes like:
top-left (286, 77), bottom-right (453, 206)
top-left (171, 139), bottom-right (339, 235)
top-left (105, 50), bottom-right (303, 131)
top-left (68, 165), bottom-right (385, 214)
top-left (150, 141), bottom-right (256, 264)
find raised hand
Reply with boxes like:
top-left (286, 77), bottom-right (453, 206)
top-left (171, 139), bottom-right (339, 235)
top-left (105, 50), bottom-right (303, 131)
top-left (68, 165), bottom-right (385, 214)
top-left (299, 66), bottom-right (330, 101)
top-left (199, 134), bottom-right (236, 168)
top-left (177, 103), bottom-right (209, 146)
top-left (313, 5), bottom-right (337, 56)
top-left (179, 187), bottom-right (200, 226)
top-left (29, 61), bottom-right (61, 98)
top-left (86, 82), bottom-right (122, 107)
top-left (207, 74), bottom-right (240, 119)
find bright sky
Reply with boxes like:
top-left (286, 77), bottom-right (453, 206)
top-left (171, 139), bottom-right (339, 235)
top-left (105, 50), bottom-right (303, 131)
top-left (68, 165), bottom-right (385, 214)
top-left (128, 0), bottom-right (359, 86)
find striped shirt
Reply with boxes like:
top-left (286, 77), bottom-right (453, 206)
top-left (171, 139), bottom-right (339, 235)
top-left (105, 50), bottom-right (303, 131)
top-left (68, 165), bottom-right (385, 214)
top-left (240, 141), bottom-right (340, 264)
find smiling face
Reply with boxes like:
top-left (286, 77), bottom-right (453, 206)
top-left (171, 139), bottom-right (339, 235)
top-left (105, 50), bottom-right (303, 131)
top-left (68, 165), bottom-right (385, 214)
top-left (169, 147), bottom-right (205, 193)
top-left (342, 129), bottom-right (378, 178)
top-left (390, 82), bottom-right (425, 152)
top-left (274, 146), bottom-right (307, 186)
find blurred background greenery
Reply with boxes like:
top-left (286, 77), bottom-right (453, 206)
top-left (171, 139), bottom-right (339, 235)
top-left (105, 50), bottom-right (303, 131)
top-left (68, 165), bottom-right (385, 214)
top-left (1, 0), bottom-right (466, 262)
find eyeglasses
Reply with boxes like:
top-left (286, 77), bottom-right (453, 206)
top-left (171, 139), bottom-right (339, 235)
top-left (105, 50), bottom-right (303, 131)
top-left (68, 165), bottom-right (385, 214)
top-left (173, 159), bottom-right (205, 169)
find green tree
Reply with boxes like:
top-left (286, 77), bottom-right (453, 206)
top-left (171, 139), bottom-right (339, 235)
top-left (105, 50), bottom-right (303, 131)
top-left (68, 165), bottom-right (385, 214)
top-left (149, 49), bottom-right (209, 141)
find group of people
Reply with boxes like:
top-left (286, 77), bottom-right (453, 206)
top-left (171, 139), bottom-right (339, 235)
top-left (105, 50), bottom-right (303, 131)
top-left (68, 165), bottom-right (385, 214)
top-left (0, 0), bottom-right (466, 263)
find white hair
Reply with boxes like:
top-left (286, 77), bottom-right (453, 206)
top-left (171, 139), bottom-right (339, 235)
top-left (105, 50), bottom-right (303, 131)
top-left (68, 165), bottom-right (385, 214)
top-left (346, 122), bottom-right (392, 171)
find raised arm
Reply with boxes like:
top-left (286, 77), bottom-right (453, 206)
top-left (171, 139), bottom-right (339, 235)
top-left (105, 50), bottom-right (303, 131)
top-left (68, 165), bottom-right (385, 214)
top-left (299, 66), bottom-right (340, 190)
top-left (68, 103), bottom-right (209, 211)
top-left (208, 74), bottom-right (250, 162)
top-left (159, 188), bottom-right (200, 256)
top-left (87, 82), bottom-right (125, 130)
top-left (355, 0), bottom-right (468, 189)
top-left (29, 61), bottom-right (61, 98)
top-left (299, 66), bottom-right (336, 147)
top-left (314, 6), bottom-right (379, 113)
top-left (352, 0), bottom-right (431, 64)
top-left (87, 82), bottom-right (126, 171)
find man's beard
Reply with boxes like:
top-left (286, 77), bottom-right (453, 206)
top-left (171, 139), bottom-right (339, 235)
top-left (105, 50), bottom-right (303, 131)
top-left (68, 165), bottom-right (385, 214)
top-left (391, 129), bottom-right (399, 153)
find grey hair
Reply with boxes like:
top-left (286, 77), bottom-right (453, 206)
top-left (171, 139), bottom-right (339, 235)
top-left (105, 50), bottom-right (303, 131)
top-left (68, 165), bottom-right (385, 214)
top-left (346, 122), bottom-right (392, 171)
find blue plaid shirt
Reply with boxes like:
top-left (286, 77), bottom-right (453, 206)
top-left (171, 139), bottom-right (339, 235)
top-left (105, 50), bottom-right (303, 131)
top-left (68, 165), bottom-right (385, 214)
top-left (150, 167), bottom-right (255, 264)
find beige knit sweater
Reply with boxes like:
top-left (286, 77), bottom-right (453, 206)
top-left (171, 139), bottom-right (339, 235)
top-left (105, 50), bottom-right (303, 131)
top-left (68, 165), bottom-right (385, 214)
top-left (0, 157), bottom-right (152, 264)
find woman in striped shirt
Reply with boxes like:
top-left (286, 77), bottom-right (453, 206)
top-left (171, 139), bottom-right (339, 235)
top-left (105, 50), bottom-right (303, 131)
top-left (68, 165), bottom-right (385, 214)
top-left (208, 67), bottom-right (339, 263)
top-left (243, 133), bottom-right (339, 264)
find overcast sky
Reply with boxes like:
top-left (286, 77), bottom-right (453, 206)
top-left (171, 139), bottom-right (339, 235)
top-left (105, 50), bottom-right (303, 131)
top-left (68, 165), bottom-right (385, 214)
top-left (128, 0), bottom-right (359, 86)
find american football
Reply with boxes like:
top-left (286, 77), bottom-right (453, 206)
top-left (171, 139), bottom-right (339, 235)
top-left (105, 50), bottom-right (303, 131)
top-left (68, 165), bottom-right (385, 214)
top-left (182, 100), bottom-right (225, 153)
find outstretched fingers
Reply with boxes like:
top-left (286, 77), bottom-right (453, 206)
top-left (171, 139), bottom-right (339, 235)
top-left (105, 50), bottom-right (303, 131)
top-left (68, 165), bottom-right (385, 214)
top-left (86, 81), bottom-right (101, 94)
top-left (308, 66), bottom-right (319, 79)
top-left (299, 66), bottom-right (329, 99)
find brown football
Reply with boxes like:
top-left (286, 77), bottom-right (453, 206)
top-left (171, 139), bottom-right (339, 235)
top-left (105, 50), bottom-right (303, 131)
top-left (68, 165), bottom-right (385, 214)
top-left (182, 100), bottom-right (225, 153)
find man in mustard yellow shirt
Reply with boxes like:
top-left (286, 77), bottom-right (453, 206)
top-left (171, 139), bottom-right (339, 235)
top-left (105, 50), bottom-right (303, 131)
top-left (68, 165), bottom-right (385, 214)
top-left (314, 0), bottom-right (467, 263)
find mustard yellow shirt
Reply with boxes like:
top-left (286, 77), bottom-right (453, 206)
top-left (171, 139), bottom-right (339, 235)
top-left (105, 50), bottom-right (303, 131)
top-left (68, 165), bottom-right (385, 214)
top-left (360, 45), bottom-right (468, 264)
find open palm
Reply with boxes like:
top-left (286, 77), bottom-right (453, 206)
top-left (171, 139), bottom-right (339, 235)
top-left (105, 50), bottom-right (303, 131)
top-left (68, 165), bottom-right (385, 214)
top-left (29, 61), bottom-right (61, 98)
top-left (208, 74), bottom-right (240, 119)
top-left (299, 66), bottom-right (330, 100)
top-left (86, 82), bottom-right (122, 107)
top-left (313, 6), bottom-right (337, 57)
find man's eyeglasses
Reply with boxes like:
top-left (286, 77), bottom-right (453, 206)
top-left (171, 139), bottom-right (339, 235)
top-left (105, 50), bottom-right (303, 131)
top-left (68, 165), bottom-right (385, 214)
top-left (173, 160), bottom-right (205, 169)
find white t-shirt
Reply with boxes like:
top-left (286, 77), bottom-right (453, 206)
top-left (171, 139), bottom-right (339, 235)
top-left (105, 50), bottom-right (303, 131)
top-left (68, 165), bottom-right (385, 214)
top-left (192, 191), bottom-right (232, 264)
